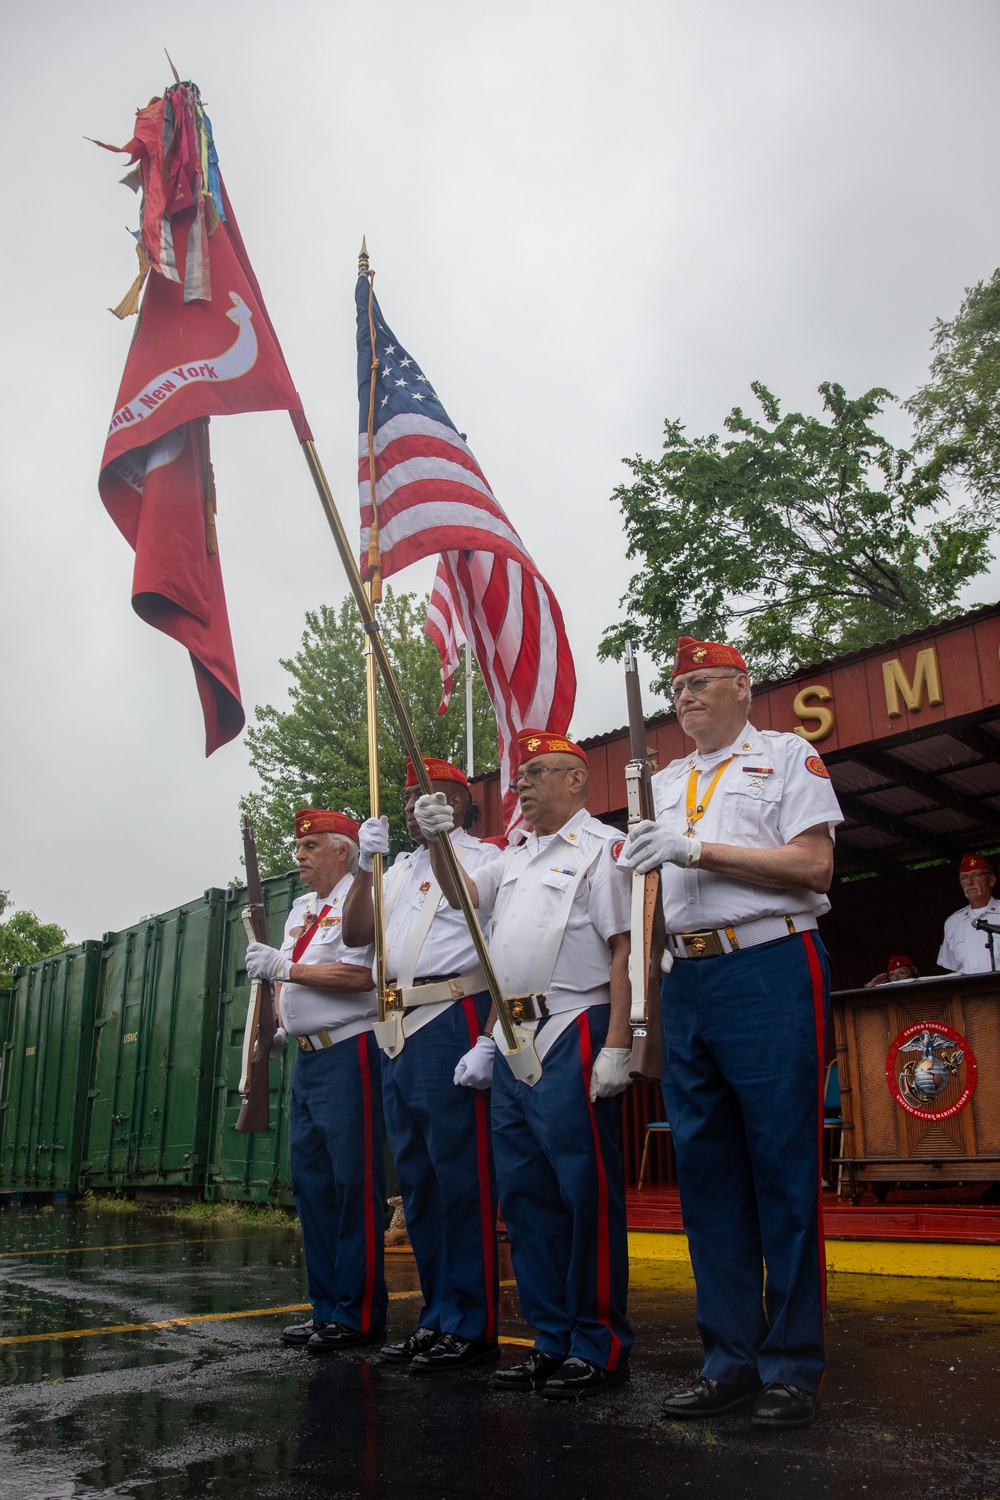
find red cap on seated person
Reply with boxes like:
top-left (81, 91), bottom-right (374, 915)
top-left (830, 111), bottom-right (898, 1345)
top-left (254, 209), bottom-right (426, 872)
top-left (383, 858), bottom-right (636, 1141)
top-left (959, 853), bottom-right (993, 874)
top-left (887, 954), bottom-right (915, 973)
top-left (516, 729), bottom-right (588, 766)
top-left (405, 757), bottom-right (470, 789)
top-left (672, 636), bottom-right (748, 679)
top-left (294, 808), bottom-right (361, 842)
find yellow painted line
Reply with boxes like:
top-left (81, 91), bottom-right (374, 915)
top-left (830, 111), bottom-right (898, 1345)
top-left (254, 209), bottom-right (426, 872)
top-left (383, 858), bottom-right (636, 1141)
top-left (629, 1229), bottom-right (1000, 1283)
top-left (1, 1303), bottom-right (314, 1346)
top-left (1, 1281), bottom-right (526, 1348)
top-left (0, 1292), bottom-right (416, 1346)
top-left (0, 1238), bottom-right (243, 1260)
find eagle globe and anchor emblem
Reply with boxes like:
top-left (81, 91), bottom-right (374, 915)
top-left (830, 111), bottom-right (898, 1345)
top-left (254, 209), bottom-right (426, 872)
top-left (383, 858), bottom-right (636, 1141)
top-left (885, 1022), bottom-right (978, 1121)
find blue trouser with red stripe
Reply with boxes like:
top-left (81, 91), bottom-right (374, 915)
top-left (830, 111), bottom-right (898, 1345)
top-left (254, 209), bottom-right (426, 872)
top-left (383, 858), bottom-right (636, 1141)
top-left (290, 1029), bottom-right (387, 1332)
top-left (491, 1005), bottom-right (633, 1369)
top-left (660, 931), bottom-right (829, 1392)
top-left (381, 994), bottom-right (499, 1341)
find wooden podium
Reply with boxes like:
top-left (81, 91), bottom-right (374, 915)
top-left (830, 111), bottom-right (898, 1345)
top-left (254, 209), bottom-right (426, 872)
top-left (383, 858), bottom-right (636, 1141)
top-left (832, 972), bottom-right (1000, 1202)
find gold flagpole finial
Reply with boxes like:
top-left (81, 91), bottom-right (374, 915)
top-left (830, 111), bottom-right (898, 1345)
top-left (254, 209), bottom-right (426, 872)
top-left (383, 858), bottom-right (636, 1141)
top-left (359, 237), bottom-right (370, 277)
top-left (164, 49), bottom-right (181, 84)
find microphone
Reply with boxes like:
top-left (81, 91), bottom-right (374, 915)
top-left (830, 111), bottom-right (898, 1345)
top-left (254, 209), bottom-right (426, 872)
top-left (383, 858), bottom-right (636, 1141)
top-left (973, 918), bottom-right (1000, 935)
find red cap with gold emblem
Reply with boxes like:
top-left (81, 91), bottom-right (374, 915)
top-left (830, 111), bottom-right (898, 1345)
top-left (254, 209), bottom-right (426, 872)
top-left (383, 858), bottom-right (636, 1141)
top-left (959, 853), bottom-right (994, 874)
top-left (887, 954), bottom-right (915, 973)
top-left (294, 808), bottom-right (361, 842)
top-left (516, 728), bottom-right (588, 766)
top-left (405, 757), bottom-right (470, 789)
top-left (672, 636), bottom-right (748, 679)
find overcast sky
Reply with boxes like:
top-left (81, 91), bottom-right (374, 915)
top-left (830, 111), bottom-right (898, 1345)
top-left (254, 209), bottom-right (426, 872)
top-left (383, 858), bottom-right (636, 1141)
top-left (3, 0), bottom-right (1000, 942)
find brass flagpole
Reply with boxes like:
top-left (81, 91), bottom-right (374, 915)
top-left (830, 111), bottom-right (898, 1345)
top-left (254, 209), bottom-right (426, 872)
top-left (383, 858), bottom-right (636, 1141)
top-left (359, 239), bottom-right (389, 1025)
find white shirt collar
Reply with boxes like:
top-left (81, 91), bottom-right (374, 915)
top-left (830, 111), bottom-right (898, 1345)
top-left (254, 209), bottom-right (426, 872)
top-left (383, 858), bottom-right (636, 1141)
top-left (694, 722), bottom-right (760, 770)
top-left (525, 805), bottom-right (590, 852)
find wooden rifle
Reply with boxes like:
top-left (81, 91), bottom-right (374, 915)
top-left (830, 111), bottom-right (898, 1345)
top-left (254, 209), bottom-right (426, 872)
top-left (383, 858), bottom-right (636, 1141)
top-left (235, 815), bottom-right (277, 1133)
top-left (623, 643), bottom-right (666, 1082)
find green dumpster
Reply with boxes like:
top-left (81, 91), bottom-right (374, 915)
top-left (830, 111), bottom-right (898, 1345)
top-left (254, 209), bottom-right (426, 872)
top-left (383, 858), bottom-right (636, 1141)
top-left (81, 890), bottom-right (227, 1190)
top-left (0, 944), bottom-right (102, 1192)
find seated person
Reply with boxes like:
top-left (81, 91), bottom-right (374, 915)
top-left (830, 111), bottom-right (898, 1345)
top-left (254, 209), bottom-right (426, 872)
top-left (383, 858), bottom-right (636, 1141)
top-left (865, 954), bottom-right (920, 987)
top-left (938, 855), bottom-right (1000, 974)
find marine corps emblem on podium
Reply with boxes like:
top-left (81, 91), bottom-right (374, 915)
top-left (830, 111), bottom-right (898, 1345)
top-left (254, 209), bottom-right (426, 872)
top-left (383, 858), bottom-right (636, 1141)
top-left (885, 1022), bottom-right (977, 1121)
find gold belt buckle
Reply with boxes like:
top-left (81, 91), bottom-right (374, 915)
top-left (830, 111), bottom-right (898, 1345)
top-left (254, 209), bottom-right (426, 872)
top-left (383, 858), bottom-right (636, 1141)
top-left (447, 976), bottom-right (466, 1000)
top-left (297, 1035), bottom-right (311, 1052)
top-left (507, 993), bottom-right (548, 1022)
top-left (384, 986), bottom-right (403, 1013)
top-left (680, 929), bottom-right (724, 959)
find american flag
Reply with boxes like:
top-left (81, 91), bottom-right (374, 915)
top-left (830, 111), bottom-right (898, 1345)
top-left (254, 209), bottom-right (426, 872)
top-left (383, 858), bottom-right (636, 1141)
top-left (356, 276), bottom-right (576, 832)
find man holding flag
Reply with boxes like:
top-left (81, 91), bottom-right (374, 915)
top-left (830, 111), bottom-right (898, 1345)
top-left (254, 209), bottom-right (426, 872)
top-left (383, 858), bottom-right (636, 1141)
top-left (343, 758), bottom-right (500, 1373)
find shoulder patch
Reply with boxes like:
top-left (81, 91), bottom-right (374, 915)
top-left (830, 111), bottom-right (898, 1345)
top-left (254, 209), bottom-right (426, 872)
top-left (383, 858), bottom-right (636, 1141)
top-left (805, 755), bottom-right (830, 779)
top-left (611, 839), bottom-right (624, 863)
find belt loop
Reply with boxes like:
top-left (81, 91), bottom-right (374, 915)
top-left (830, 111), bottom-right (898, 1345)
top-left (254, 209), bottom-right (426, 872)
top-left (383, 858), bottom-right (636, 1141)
top-left (724, 926), bottom-right (740, 951)
top-left (785, 916), bottom-right (797, 934)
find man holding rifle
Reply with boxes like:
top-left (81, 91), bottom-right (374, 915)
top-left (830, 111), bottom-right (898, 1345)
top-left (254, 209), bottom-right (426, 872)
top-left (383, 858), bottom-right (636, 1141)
top-left (620, 637), bottom-right (842, 1429)
top-left (245, 808), bottom-right (387, 1351)
top-left (412, 730), bottom-right (634, 1399)
top-left (343, 757), bottom-right (500, 1375)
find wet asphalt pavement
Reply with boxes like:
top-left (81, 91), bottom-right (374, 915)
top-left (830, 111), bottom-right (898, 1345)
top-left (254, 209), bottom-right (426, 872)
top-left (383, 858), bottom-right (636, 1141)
top-left (0, 1204), bottom-right (997, 1500)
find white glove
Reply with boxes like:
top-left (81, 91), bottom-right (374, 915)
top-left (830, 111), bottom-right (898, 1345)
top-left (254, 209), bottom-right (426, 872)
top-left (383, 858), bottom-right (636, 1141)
top-left (454, 1034), bottom-right (496, 1089)
top-left (359, 815), bottom-right (390, 871)
top-left (246, 941), bottom-right (292, 983)
top-left (269, 1026), bottom-right (288, 1059)
top-left (619, 820), bottom-right (701, 875)
top-left (589, 1046), bottom-right (633, 1102)
top-left (414, 792), bottom-right (455, 842)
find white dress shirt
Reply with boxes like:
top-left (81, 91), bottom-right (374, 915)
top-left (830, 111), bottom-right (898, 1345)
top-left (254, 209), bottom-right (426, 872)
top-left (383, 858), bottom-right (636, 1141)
top-left (278, 872), bottom-right (376, 1041)
top-left (651, 722), bottom-right (843, 932)
top-left (938, 898), bottom-right (1000, 974)
top-left (474, 808), bottom-right (631, 1010)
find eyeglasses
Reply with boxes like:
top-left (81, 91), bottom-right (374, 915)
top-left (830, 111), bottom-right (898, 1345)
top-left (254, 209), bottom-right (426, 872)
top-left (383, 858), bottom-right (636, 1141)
top-left (507, 765), bottom-right (574, 793)
top-left (673, 673), bottom-right (737, 700)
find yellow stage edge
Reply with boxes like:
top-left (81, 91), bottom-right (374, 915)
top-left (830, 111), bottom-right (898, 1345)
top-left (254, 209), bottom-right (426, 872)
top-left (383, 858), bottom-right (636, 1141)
top-left (627, 1230), bottom-right (1000, 1283)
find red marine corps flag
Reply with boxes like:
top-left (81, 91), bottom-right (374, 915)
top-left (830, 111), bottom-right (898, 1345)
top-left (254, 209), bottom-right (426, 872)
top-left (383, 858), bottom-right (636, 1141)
top-left (97, 80), bottom-right (311, 753)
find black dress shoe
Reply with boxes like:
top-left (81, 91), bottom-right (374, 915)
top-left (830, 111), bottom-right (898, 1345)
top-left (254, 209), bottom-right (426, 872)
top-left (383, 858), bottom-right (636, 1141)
top-left (305, 1322), bottom-right (387, 1352)
top-left (661, 1376), bottom-right (761, 1417)
top-left (492, 1349), bottom-right (565, 1391)
top-left (380, 1326), bottom-right (441, 1362)
top-left (541, 1357), bottom-right (630, 1400)
top-left (282, 1318), bottom-right (329, 1347)
top-left (751, 1383), bottom-right (817, 1428)
top-left (409, 1333), bottom-right (499, 1374)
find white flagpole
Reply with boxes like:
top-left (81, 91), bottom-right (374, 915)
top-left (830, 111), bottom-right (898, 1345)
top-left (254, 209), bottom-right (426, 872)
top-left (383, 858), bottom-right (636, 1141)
top-left (465, 641), bottom-right (474, 776)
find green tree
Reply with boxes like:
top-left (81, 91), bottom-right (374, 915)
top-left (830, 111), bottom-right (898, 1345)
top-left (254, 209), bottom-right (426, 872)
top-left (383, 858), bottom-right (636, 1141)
top-left (599, 381), bottom-right (992, 688)
top-left (0, 891), bottom-right (70, 986)
top-left (907, 267), bottom-right (1000, 513)
top-left (241, 588), bottom-right (499, 876)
